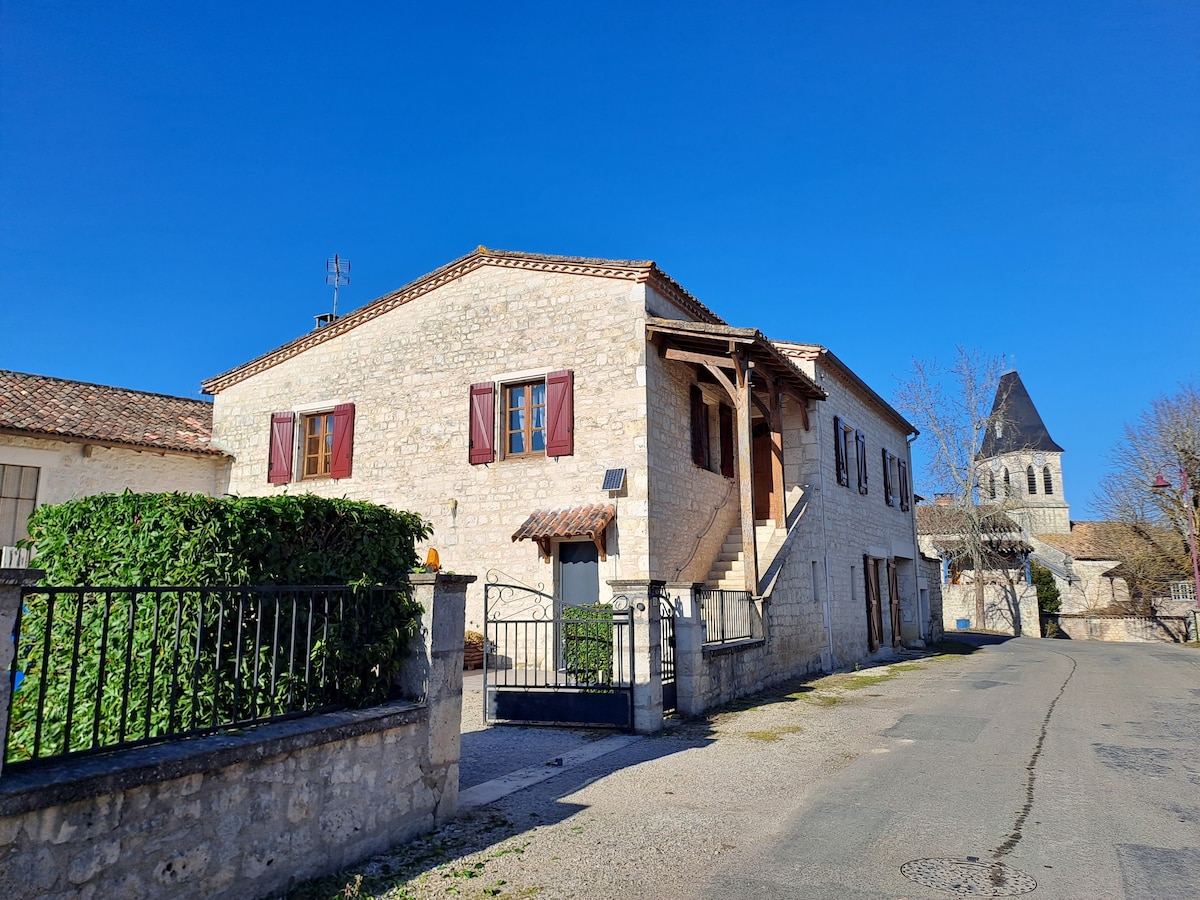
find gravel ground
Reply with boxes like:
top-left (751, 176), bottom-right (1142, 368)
top-left (289, 650), bottom-right (972, 900)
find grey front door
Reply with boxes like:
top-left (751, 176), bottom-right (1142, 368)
top-left (559, 541), bottom-right (599, 606)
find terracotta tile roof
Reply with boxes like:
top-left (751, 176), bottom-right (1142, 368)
top-left (203, 248), bottom-right (726, 394)
top-left (646, 318), bottom-right (826, 403)
top-left (1039, 521), bottom-right (1173, 561)
top-left (775, 341), bottom-right (917, 436)
top-left (512, 503), bottom-right (616, 544)
top-left (0, 370), bottom-right (223, 457)
top-left (916, 503), bottom-right (1023, 536)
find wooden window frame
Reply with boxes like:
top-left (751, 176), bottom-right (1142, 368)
top-left (302, 411), bottom-right (337, 479)
top-left (503, 379), bottom-right (548, 459)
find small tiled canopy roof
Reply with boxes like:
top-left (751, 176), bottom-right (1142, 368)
top-left (512, 503), bottom-right (616, 560)
top-left (0, 369), bottom-right (223, 457)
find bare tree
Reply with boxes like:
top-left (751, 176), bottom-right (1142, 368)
top-left (895, 348), bottom-right (1027, 627)
top-left (1096, 383), bottom-right (1200, 606)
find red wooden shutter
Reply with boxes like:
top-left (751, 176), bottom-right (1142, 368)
top-left (834, 416), bottom-right (848, 486)
top-left (856, 430), bottom-right (868, 494)
top-left (882, 449), bottom-right (893, 506)
top-left (469, 382), bottom-right (495, 464)
top-left (330, 403), bottom-right (355, 479)
top-left (719, 404), bottom-right (734, 478)
top-left (545, 369), bottom-right (574, 457)
top-left (899, 459), bottom-right (911, 511)
top-left (268, 412), bottom-right (295, 484)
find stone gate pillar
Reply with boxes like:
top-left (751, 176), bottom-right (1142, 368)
top-left (668, 582), bottom-right (707, 716)
top-left (402, 572), bottom-right (474, 822)
top-left (608, 579), bottom-right (663, 734)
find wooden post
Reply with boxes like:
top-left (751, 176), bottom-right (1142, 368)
top-left (736, 359), bottom-right (759, 595)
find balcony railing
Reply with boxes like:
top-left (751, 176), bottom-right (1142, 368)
top-left (698, 588), bottom-right (757, 644)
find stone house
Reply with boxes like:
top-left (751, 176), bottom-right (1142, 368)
top-left (201, 248), bottom-right (926, 672)
top-left (0, 370), bottom-right (228, 564)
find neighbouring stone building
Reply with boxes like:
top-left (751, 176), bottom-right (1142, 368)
top-left (920, 369), bottom-right (1192, 636)
top-left (202, 248), bottom-right (927, 675)
top-left (0, 370), bottom-right (228, 564)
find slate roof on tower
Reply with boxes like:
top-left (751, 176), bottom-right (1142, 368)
top-left (976, 370), bottom-right (1064, 458)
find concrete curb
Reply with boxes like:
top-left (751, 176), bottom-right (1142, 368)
top-left (458, 734), bottom-right (643, 809)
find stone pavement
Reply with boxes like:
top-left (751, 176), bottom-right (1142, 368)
top-left (457, 670), bottom-right (642, 809)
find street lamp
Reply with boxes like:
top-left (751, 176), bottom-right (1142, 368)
top-left (1151, 466), bottom-right (1200, 614)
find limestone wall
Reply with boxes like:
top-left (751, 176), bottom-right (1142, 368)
top-left (210, 265), bottom-right (656, 631)
top-left (0, 434), bottom-right (228, 508)
top-left (941, 582), bottom-right (1040, 636)
top-left (772, 352), bottom-right (924, 669)
top-left (1050, 614), bottom-right (1194, 643)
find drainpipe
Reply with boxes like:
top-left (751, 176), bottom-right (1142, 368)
top-left (907, 432), bottom-right (925, 643)
top-left (816, 397), bottom-right (836, 670)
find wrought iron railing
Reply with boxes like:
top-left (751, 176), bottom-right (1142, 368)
top-left (698, 588), bottom-right (757, 644)
top-left (6, 584), bottom-right (406, 766)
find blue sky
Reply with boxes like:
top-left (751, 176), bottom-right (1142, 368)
top-left (2, 1), bottom-right (1197, 515)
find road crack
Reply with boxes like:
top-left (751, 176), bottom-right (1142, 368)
top-left (991, 650), bottom-right (1077, 860)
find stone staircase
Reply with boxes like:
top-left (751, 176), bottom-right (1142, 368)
top-left (705, 519), bottom-right (787, 591)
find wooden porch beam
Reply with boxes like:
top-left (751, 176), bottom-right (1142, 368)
top-left (663, 347), bottom-right (739, 371)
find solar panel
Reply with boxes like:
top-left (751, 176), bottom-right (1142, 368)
top-left (601, 468), bottom-right (626, 492)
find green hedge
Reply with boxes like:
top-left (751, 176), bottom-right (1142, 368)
top-left (10, 493), bottom-right (432, 761)
top-left (22, 491), bottom-right (430, 587)
top-left (561, 603), bottom-right (614, 685)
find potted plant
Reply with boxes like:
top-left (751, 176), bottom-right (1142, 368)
top-left (463, 630), bottom-right (485, 670)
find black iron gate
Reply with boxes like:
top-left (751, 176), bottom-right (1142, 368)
top-left (657, 584), bottom-right (677, 714)
top-left (483, 576), bottom-right (635, 729)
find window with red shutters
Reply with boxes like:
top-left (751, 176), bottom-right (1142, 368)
top-left (268, 412), bottom-right (295, 484)
top-left (471, 371), bottom-right (574, 464)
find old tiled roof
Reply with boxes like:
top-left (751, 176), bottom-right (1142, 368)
top-left (1039, 521), bottom-right (1174, 561)
top-left (646, 319), bottom-right (826, 402)
top-left (977, 371), bottom-right (1063, 458)
top-left (0, 370), bottom-right (223, 456)
top-left (203, 248), bottom-right (727, 394)
top-left (915, 503), bottom-right (1023, 536)
top-left (512, 504), bottom-right (616, 544)
top-left (775, 341), bottom-right (917, 435)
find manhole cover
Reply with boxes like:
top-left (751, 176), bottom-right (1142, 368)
top-left (901, 858), bottom-right (1037, 896)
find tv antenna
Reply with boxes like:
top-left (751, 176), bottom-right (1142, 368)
top-left (325, 254), bottom-right (351, 320)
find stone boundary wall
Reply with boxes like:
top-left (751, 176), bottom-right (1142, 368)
top-left (0, 571), bottom-right (471, 900)
top-left (940, 582), bottom-right (1040, 637)
top-left (1048, 613), bottom-right (1195, 644)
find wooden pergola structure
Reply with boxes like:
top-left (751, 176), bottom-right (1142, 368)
top-left (647, 318), bottom-right (826, 594)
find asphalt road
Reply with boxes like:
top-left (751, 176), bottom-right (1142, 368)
top-left (705, 635), bottom-right (1200, 899)
top-left (305, 636), bottom-right (1200, 899)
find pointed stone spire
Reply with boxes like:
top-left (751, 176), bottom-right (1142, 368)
top-left (977, 371), bottom-right (1063, 459)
